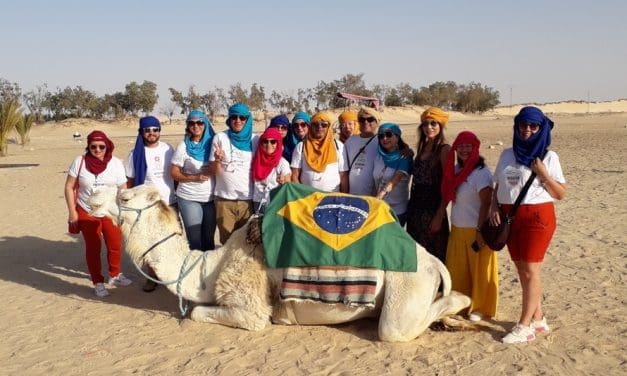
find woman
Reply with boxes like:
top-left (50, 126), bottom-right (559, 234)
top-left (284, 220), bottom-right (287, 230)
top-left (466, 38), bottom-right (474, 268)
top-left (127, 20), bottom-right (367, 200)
top-left (406, 107), bottom-right (451, 263)
top-left (372, 123), bottom-right (411, 225)
top-left (442, 131), bottom-right (498, 322)
top-left (337, 110), bottom-right (359, 143)
top-left (283, 112), bottom-right (310, 162)
top-left (290, 111), bottom-right (348, 193)
top-left (170, 109), bottom-right (216, 251)
top-left (267, 114), bottom-right (290, 142)
top-left (251, 127), bottom-right (291, 213)
top-left (493, 106), bottom-right (566, 344)
top-left (64, 130), bottom-right (130, 297)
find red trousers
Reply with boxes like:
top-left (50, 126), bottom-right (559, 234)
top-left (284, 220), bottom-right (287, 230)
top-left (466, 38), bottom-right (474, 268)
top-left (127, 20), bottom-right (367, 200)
top-left (77, 205), bottom-right (122, 284)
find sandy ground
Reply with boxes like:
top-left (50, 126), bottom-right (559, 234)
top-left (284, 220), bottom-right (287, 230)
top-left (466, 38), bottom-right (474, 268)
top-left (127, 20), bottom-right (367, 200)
top-left (0, 105), bottom-right (625, 375)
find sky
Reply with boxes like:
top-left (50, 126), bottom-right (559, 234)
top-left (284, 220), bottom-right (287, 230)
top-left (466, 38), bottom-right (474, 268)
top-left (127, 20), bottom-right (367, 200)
top-left (2, 0), bottom-right (626, 110)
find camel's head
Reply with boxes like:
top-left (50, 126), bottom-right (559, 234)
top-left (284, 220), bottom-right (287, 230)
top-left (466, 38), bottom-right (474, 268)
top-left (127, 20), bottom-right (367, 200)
top-left (88, 186), bottom-right (120, 223)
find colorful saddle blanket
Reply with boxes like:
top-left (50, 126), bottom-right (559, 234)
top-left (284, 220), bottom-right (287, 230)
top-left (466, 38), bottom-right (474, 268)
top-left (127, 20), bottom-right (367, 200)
top-left (262, 183), bottom-right (417, 272)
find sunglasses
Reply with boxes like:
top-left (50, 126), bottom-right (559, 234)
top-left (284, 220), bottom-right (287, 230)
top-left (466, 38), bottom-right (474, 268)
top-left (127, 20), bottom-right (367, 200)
top-left (378, 131), bottom-right (395, 140)
top-left (421, 120), bottom-right (439, 127)
top-left (89, 144), bottom-right (106, 151)
top-left (358, 116), bottom-right (377, 124)
top-left (517, 122), bottom-right (540, 131)
top-left (187, 120), bottom-right (204, 127)
top-left (262, 139), bottom-right (277, 145)
top-left (229, 115), bottom-right (248, 122)
top-left (142, 127), bottom-right (161, 133)
top-left (311, 121), bottom-right (329, 128)
top-left (293, 122), bottom-right (308, 128)
top-left (271, 124), bottom-right (289, 130)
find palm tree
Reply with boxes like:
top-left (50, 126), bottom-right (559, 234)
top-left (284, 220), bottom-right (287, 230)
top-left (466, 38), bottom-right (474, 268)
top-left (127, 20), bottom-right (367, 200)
top-left (15, 113), bottom-right (34, 146)
top-left (0, 99), bottom-right (22, 156)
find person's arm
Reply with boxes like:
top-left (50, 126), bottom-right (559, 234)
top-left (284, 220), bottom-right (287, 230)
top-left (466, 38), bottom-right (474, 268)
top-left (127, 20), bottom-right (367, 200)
top-left (170, 164), bottom-right (208, 183)
top-left (126, 177), bottom-right (135, 188)
top-left (489, 183), bottom-right (501, 226)
top-left (429, 144), bottom-right (452, 233)
top-left (291, 168), bottom-right (301, 183)
top-left (531, 157), bottom-right (566, 200)
top-left (208, 143), bottom-right (225, 176)
top-left (64, 175), bottom-right (79, 223)
top-left (339, 171), bottom-right (349, 193)
top-left (475, 186), bottom-right (493, 247)
top-left (376, 170), bottom-right (405, 200)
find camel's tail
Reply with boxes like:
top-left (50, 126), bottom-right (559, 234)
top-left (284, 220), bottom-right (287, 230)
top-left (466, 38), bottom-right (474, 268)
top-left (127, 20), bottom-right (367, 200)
top-left (433, 255), bottom-right (452, 297)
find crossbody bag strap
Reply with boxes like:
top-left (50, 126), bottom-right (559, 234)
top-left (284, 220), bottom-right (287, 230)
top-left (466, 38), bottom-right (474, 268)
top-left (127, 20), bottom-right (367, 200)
top-left (73, 157), bottom-right (84, 205)
top-left (348, 136), bottom-right (376, 171)
top-left (506, 149), bottom-right (549, 221)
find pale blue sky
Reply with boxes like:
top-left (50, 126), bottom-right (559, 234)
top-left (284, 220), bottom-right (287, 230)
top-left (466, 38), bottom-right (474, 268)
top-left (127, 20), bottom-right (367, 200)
top-left (2, 0), bottom-right (626, 108)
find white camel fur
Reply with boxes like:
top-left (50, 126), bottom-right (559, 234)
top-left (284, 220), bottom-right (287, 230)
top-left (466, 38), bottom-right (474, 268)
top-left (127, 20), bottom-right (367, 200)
top-left (89, 185), bottom-right (471, 342)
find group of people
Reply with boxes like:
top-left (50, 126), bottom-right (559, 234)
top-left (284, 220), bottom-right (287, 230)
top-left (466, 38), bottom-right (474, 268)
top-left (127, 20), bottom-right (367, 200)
top-left (64, 103), bottom-right (566, 345)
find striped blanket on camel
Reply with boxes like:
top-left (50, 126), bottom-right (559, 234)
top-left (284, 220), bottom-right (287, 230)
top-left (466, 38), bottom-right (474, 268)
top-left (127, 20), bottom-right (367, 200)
top-left (280, 266), bottom-right (378, 308)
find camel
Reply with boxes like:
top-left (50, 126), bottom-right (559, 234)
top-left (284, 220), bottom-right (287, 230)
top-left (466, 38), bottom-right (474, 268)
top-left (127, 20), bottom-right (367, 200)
top-left (88, 185), bottom-right (471, 342)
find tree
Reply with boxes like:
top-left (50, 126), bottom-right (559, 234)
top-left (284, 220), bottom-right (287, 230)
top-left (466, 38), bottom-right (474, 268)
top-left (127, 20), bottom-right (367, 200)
top-left (454, 82), bottom-right (500, 113)
top-left (14, 113), bottom-right (34, 146)
top-left (138, 80), bottom-right (158, 114)
top-left (23, 84), bottom-right (49, 123)
top-left (248, 83), bottom-right (266, 111)
top-left (0, 78), bottom-right (21, 103)
top-left (384, 88), bottom-right (403, 107)
top-left (0, 99), bottom-right (22, 156)
top-left (227, 83), bottom-right (249, 106)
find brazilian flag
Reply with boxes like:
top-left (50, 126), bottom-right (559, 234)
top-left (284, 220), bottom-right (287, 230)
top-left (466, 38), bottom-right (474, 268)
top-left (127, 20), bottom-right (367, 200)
top-left (262, 183), bottom-right (417, 272)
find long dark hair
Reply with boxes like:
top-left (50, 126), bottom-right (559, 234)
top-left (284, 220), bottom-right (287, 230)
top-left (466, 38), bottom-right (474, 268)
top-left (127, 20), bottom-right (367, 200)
top-left (416, 123), bottom-right (446, 157)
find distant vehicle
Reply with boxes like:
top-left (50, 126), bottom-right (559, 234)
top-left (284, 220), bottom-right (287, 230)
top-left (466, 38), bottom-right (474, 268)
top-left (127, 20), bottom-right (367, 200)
top-left (336, 92), bottom-right (381, 110)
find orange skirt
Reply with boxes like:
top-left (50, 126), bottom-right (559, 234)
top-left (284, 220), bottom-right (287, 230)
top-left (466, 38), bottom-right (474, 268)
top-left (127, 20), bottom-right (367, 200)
top-left (502, 202), bottom-right (556, 262)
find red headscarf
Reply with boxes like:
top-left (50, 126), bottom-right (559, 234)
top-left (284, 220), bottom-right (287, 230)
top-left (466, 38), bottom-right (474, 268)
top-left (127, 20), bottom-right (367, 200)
top-left (441, 131), bottom-right (481, 203)
top-left (84, 130), bottom-right (115, 175)
top-left (252, 128), bottom-right (283, 181)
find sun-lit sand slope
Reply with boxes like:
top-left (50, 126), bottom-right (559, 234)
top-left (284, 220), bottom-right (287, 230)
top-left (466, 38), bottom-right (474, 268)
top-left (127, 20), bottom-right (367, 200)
top-left (1, 102), bottom-right (625, 374)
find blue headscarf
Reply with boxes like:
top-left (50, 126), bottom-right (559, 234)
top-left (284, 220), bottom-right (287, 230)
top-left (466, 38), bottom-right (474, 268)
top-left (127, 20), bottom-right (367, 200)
top-left (132, 116), bottom-right (160, 185)
top-left (283, 112), bottom-right (310, 161)
top-left (226, 103), bottom-right (253, 151)
top-left (512, 106), bottom-right (553, 167)
top-left (377, 123), bottom-right (410, 173)
top-left (269, 114), bottom-right (290, 128)
top-left (184, 110), bottom-right (215, 162)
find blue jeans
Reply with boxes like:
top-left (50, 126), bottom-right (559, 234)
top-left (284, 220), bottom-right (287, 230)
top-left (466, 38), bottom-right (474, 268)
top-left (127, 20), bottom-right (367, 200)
top-left (177, 197), bottom-right (216, 251)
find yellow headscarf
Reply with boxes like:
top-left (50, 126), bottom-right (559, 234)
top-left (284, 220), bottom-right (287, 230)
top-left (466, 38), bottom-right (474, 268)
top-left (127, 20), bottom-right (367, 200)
top-left (420, 107), bottom-right (449, 127)
top-left (357, 106), bottom-right (382, 123)
top-left (304, 112), bottom-right (337, 172)
top-left (338, 110), bottom-right (360, 137)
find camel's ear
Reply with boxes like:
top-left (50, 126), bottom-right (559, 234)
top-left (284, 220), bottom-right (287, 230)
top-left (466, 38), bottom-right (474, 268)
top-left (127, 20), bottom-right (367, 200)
top-left (147, 189), bottom-right (161, 203)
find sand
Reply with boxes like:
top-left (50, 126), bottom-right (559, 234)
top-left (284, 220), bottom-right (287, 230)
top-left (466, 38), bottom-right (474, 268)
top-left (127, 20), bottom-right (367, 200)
top-left (1, 104), bottom-right (625, 375)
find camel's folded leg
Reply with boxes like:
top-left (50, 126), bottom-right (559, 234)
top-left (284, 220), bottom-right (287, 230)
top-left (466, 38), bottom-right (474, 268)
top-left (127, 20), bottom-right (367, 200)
top-left (190, 305), bottom-right (270, 331)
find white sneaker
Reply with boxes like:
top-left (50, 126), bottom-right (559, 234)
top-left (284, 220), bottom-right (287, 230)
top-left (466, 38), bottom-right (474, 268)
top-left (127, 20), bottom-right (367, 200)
top-left (468, 312), bottom-right (483, 322)
top-left (532, 317), bottom-right (550, 333)
top-left (108, 273), bottom-right (132, 287)
top-left (502, 323), bottom-right (536, 344)
top-left (94, 283), bottom-right (110, 297)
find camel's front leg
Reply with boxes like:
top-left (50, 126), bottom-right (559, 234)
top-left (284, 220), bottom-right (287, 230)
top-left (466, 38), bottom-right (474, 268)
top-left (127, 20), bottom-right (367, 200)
top-left (190, 305), bottom-right (270, 331)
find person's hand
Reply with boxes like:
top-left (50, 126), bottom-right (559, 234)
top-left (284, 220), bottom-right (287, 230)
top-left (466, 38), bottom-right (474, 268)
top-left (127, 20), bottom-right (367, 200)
top-left (428, 213), bottom-right (443, 234)
top-left (68, 211), bottom-right (78, 224)
top-left (531, 157), bottom-right (549, 181)
top-left (376, 190), bottom-right (387, 200)
top-left (276, 174), bottom-right (285, 184)
top-left (214, 145), bottom-right (225, 163)
top-left (489, 207), bottom-right (501, 226)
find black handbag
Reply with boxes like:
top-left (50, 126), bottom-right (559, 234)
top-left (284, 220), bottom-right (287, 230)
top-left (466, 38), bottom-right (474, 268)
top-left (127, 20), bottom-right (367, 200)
top-left (481, 168), bottom-right (539, 251)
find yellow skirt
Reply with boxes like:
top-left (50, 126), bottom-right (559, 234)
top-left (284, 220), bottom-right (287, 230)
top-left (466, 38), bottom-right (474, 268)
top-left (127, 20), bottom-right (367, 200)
top-left (445, 226), bottom-right (499, 318)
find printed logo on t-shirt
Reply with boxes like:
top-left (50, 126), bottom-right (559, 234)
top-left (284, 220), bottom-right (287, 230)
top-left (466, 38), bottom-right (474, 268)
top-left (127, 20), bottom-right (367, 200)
top-left (504, 166), bottom-right (521, 186)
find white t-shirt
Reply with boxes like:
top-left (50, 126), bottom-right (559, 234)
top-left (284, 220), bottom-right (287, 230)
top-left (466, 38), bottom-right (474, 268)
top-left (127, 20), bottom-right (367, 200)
top-left (252, 158), bottom-right (291, 203)
top-left (125, 142), bottom-right (176, 205)
top-left (68, 155), bottom-right (127, 215)
top-left (450, 166), bottom-right (493, 228)
top-left (291, 141), bottom-right (348, 192)
top-left (344, 135), bottom-right (378, 195)
top-left (494, 148), bottom-right (566, 205)
top-left (171, 141), bottom-right (215, 202)
top-left (372, 157), bottom-right (410, 215)
top-left (209, 132), bottom-right (259, 200)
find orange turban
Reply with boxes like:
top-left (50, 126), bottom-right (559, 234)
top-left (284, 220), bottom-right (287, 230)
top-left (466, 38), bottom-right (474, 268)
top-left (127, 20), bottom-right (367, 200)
top-left (304, 112), bottom-right (337, 172)
top-left (421, 107), bottom-right (449, 127)
top-left (338, 110), bottom-right (359, 136)
top-left (357, 107), bottom-right (381, 123)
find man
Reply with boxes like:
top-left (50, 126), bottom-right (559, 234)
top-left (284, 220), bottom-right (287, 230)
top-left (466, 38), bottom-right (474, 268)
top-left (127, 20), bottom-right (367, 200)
top-left (343, 107), bottom-right (381, 195)
top-left (125, 115), bottom-right (175, 292)
top-left (291, 111), bottom-right (348, 193)
top-left (209, 103), bottom-right (258, 244)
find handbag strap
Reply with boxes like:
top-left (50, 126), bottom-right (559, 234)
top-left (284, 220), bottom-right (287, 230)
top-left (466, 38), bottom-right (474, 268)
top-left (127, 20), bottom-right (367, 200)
top-left (505, 149), bottom-right (548, 221)
top-left (348, 136), bottom-right (376, 171)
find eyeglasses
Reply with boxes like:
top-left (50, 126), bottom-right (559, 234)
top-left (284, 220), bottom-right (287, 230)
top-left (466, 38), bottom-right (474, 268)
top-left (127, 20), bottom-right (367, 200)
top-left (311, 121), bottom-right (329, 128)
top-left (421, 120), bottom-right (439, 127)
top-left (187, 120), bottom-right (204, 127)
top-left (262, 139), bottom-right (277, 145)
top-left (142, 127), bottom-right (161, 133)
top-left (293, 121), bottom-right (308, 128)
top-left (358, 116), bottom-right (377, 124)
top-left (517, 122), bottom-right (540, 131)
top-left (378, 131), bottom-right (395, 140)
top-left (229, 115), bottom-right (248, 122)
top-left (89, 144), bottom-right (106, 151)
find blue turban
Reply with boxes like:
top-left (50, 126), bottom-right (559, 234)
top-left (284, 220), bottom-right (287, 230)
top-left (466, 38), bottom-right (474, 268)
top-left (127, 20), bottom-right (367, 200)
top-left (132, 116), bottom-right (161, 185)
top-left (184, 110), bottom-right (215, 162)
top-left (227, 103), bottom-right (253, 151)
top-left (283, 111), bottom-right (311, 161)
top-left (377, 123), bottom-right (410, 172)
top-left (269, 114), bottom-right (290, 128)
top-left (513, 106), bottom-right (553, 167)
